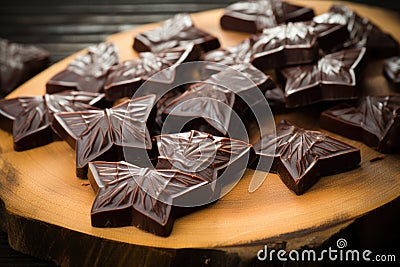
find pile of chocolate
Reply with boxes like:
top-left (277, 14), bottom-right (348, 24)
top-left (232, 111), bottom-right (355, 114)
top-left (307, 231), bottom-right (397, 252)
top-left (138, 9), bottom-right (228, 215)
top-left (0, 0), bottom-right (399, 237)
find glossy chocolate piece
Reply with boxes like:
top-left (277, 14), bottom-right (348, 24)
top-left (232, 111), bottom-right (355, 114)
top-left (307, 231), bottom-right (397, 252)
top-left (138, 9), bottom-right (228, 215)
top-left (133, 13), bottom-right (220, 53)
top-left (150, 90), bottom-right (182, 136)
top-left (329, 5), bottom-right (399, 57)
top-left (220, 0), bottom-right (314, 34)
top-left (310, 12), bottom-right (350, 52)
top-left (162, 64), bottom-right (273, 135)
top-left (88, 161), bottom-right (208, 236)
top-left (104, 44), bottom-right (202, 101)
top-left (320, 95), bottom-right (400, 153)
top-left (0, 91), bottom-right (103, 151)
top-left (253, 120), bottom-right (361, 195)
top-left (204, 22), bottom-right (319, 71)
top-left (202, 39), bottom-right (253, 71)
top-left (162, 80), bottom-right (233, 136)
top-left (281, 47), bottom-right (366, 108)
top-left (383, 57), bottom-right (400, 84)
top-left (264, 87), bottom-right (286, 114)
top-left (154, 130), bottom-right (253, 202)
top-left (208, 63), bottom-right (278, 99)
top-left (154, 130), bottom-right (253, 182)
top-left (0, 39), bottom-right (50, 97)
top-left (52, 95), bottom-right (155, 178)
top-left (46, 43), bottom-right (119, 94)
top-left (251, 22), bottom-right (319, 70)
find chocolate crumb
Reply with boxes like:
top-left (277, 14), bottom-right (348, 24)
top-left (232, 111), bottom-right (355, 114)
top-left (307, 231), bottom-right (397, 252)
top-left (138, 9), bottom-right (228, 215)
top-left (369, 156), bottom-right (385, 163)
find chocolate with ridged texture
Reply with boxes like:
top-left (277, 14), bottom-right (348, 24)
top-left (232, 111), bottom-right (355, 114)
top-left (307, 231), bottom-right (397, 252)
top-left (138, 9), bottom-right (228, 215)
top-left (202, 39), bottom-right (253, 70)
top-left (320, 95), bottom-right (400, 153)
top-left (310, 12), bottom-right (350, 52)
top-left (204, 22), bottom-right (319, 71)
top-left (155, 130), bottom-right (252, 178)
top-left (149, 90), bottom-right (183, 136)
top-left (46, 43), bottom-right (119, 94)
top-left (104, 44), bottom-right (202, 101)
top-left (162, 79), bottom-right (233, 136)
top-left (0, 91), bottom-right (104, 151)
top-left (133, 13), bottom-right (220, 53)
top-left (220, 0), bottom-right (314, 34)
top-left (162, 64), bottom-right (273, 136)
top-left (253, 120), bottom-right (361, 195)
top-left (52, 95), bottom-right (156, 178)
top-left (280, 47), bottom-right (366, 108)
top-left (154, 130), bottom-right (254, 199)
top-left (383, 57), bottom-right (400, 85)
top-left (251, 22), bottom-right (319, 70)
top-left (329, 5), bottom-right (399, 57)
top-left (88, 161), bottom-right (208, 236)
top-left (0, 39), bottom-right (50, 97)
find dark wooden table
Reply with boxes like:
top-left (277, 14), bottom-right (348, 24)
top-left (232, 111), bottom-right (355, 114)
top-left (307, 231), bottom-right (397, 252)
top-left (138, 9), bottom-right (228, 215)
top-left (0, 1), bottom-right (399, 266)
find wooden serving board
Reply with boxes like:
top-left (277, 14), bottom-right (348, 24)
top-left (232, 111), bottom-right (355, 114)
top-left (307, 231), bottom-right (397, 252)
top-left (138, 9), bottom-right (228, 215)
top-left (1, 1), bottom-right (399, 266)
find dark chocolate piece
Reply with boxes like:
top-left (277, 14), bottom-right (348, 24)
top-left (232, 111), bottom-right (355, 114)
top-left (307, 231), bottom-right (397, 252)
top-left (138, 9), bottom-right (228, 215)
top-left (148, 90), bottom-right (182, 136)
top-left (281, 47), bottom-right (366, 108)
top-left (320, 95), bottom-right (400, 153)
top-left (204, 22), bottom-right (319, 71)
top-left (202, 39), bottom-right (253, 72)
top-left (0, 39), bottom-right (50, 97)
top-left (162, 64), bottom-right (273, 135)
top-left (253, 120), bottom-right (361, 195)
top-left (383, 57), bottom-right (400, 84)
top-left (264, 87), bottom-right (286, 114)
top-left (46, 43), bottom-right (119, 94)
top-left (310, 12), bottom-right (350, 52)
top-left (88, 161), bottom-right (208, 236)
top-left (154, 130), bottom-right (252, 182)
top-left (0, 91), bottom-right (103, 151)
top-left (104, 44), bottom-right (201, 101)
top-left (52, 95), bottom-right (156, 178)
top-left (154, 130), bottom-right (254, 203)
top-left (251, 22), bottom-right (319, 70)
top-left (210, 63), bottom-right (277, 97)
top-left (220, 0), bottom-right (314, 34)
top-left (133, 13), bottom-right (220, 53)
top-left (329, 5), bottom-right (399, 57)
top-left (369, 156), bottom-right (384, 163)
top-left (162, 84), bottom-right (234, 136)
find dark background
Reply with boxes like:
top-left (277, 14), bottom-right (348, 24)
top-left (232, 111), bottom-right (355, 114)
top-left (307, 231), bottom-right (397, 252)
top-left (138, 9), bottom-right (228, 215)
top-left (0, 0), bottom-right (399, 266)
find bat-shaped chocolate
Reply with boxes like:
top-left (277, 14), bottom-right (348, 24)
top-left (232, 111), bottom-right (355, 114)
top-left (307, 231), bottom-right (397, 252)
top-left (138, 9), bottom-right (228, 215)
top-left (253, 120), bottom-right (361, 195)
top-left (0, 91), bottom-right (104, 151)
top-left (88, 161), bottom-right (208, 236)
top-left (52, 95), bottom-right (156, 178)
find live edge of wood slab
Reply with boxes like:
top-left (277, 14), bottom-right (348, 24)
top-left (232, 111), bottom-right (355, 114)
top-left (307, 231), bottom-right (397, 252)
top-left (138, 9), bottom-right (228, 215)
top-left (1, 1), bottom-right (399, 266)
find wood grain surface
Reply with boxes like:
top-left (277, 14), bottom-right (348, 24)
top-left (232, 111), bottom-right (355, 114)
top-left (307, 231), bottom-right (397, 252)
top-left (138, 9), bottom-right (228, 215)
top-left (0, 1), bottom-right (399, 266)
